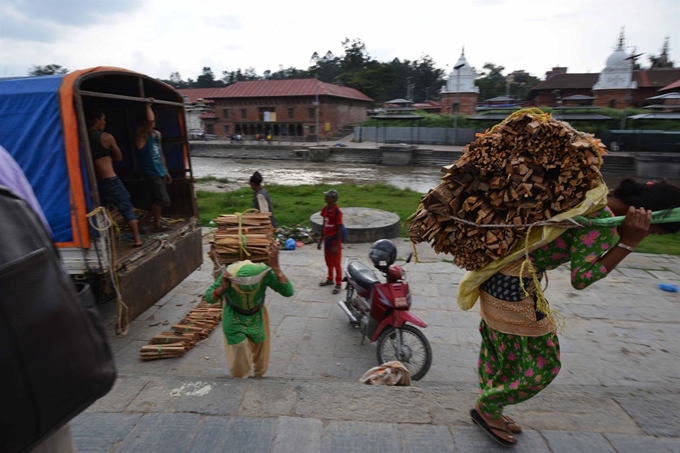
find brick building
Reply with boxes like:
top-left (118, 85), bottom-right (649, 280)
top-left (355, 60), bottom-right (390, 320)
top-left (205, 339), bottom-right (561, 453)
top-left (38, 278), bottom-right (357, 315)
top-left (179, 79), bottom-right (372, 140)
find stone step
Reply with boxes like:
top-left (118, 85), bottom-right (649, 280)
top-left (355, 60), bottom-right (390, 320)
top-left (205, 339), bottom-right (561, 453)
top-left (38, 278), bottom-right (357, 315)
top-left (71, 375), bottom-right (680, 453)
top-left (85, 372), bottom-right (677, 436)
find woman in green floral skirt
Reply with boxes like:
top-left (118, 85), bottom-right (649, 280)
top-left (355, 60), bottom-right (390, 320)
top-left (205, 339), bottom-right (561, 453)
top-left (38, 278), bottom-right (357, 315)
top-left (471, 179), bottom-right (680, 447)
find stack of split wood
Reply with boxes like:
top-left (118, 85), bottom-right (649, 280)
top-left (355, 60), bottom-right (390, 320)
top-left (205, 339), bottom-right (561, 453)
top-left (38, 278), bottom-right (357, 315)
top-left (140, 299), bottom-right (223, 361)
top-left (408, 110), bottom-right (605, 271)
top-left (211, 212), bottom-right (274, 265)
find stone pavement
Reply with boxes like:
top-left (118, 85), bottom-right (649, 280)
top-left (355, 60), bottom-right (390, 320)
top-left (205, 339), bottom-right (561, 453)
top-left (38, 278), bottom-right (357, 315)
top-left (72, 230), bottom-right (680, 452)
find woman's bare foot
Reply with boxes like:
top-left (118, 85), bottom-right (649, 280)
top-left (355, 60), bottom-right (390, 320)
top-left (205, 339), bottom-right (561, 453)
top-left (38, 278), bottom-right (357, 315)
top-left (473, 404), bottom-right (516, 445)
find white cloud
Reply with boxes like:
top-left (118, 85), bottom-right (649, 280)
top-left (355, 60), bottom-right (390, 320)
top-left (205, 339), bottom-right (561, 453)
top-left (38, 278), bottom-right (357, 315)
top-left (0, 0), bottom-right (678, 80)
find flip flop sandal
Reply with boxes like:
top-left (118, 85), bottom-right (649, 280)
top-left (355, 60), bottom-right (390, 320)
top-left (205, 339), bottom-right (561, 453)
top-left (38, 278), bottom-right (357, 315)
top-left (319, 280), bottom-right (334, 287)
top-left (503, 415), bottom-right (522, 434)
top-left (470, 409), bottom-right (516, 447)
top-left (332, 285), bottom-right (342, 294)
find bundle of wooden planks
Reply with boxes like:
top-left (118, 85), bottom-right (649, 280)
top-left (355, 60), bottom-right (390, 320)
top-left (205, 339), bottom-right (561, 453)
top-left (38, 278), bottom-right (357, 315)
top-left (408, 110), bottom-right (605, 271)
top-left (140, 299), bottom-right (223, 361)
top-left (211, 212), bottom-right (274, 265)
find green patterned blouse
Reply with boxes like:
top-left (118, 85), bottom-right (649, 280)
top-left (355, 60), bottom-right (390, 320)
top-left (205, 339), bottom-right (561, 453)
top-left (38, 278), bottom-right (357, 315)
top-left (530, 206), bottom-right (617, 289)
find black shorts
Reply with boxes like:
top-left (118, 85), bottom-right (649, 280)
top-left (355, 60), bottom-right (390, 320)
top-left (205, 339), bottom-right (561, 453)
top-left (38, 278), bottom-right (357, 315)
top-left (145, 174), bottom-right (170, 207)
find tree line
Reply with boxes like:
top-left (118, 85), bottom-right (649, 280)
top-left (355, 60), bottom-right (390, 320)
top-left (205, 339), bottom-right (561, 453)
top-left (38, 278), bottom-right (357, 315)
top-left (159, 39), bottom-right (544, 103)
top-left (28, 38), bottom-right (675, 105)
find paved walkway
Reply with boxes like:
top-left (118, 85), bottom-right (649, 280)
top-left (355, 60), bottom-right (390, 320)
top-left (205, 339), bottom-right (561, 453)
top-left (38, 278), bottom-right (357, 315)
top-left (73, 231), bottom-right (680, 452)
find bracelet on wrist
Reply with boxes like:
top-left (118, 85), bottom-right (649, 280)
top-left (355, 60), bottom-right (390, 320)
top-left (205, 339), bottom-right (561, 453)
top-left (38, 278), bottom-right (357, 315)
top-left (617, 242), bottom-right (636, 252)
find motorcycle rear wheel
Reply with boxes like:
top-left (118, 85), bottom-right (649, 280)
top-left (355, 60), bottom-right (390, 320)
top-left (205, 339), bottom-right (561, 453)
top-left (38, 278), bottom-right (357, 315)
top-left (376, 325), bottom-right (432, 381)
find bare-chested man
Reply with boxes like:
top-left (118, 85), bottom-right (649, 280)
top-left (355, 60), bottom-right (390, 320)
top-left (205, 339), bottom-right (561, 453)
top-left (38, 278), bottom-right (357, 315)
top-left (87, 108), bottom-right (143, 246)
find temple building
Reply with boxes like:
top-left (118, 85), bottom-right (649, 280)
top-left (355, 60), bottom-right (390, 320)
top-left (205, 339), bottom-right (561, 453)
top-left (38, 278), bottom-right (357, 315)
top-left (529, 31), bottom-right (680, 109)
top-left (440, 48), bottom-right (479, 115)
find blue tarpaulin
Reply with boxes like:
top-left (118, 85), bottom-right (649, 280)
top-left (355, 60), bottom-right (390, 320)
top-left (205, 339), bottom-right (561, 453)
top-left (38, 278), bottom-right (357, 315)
top-left (0, 75), bottom-right (94, 244)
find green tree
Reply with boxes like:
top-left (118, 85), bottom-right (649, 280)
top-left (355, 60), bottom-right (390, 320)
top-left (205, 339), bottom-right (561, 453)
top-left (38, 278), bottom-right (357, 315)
top-left (28, 64), bottom-right (68, 76)
top-left (195, 67), bottom-right (224, 88)
top-left (410, 55), bottom-right (445, 102)
top-left (475, 63), bottom-right (507, 101)
top-left (162, 71), bottom-right (189, 88)
top-left (340, 38), bottom-right (370, 73)
top-left (506, 70), bottom-right (541, 100)
top-left (263, 66), bottom-right (308, 80)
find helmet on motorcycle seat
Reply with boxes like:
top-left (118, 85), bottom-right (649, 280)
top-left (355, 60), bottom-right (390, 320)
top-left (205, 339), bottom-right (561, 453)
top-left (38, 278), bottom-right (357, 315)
top-left (369, 239), bottom-right (397, 271)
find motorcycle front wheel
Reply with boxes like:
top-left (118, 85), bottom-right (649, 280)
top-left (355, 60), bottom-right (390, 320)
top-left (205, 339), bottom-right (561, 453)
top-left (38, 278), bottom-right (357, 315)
top-left (376, 325), bottom-right (432, 381)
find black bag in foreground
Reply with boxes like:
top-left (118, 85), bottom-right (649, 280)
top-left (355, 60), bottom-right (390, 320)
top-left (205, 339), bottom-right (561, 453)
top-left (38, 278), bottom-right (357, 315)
top-left (0, 186), bottom-right (117, 453)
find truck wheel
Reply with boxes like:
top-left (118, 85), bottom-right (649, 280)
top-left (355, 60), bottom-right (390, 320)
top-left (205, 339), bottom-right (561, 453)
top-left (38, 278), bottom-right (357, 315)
top-left (376, 325), bottom-right (432, 381)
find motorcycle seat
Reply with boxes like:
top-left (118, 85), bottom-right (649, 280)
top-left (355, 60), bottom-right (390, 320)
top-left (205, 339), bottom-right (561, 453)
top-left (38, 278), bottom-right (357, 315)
top-left (347, 260), bottom-right (380, 291)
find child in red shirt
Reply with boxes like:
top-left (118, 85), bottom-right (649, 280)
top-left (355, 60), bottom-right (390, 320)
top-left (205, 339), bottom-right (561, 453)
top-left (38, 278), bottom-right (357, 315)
top-left (317, 189), bottom-right (343, 294)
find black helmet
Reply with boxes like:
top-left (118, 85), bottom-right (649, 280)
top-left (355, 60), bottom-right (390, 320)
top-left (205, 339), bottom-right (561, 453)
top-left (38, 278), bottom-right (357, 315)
top-left (369, 239), bottom-right (397, 270)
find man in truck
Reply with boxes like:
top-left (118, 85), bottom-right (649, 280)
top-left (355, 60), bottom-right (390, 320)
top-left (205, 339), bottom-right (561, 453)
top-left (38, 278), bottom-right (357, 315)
top-left (136, 98), bottom-right (172, 232)
top-left (87, 107), bottom-right (143, 246)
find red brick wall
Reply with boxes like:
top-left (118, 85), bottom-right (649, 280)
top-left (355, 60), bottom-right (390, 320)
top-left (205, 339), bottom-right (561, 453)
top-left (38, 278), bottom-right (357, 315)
top-left (205, 96), bottom-right (369, 139)
top-left (322, 99), bottom-right (369, 134)
top-left (593, 90), bottom-right (634, 109)
top-left (530, 89), bottom-right (595, 107)
top-left (440, 93), bottom-right (478, 115)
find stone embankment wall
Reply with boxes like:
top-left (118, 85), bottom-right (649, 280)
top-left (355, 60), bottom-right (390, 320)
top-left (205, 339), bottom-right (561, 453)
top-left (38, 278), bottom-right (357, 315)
top-left (189, 142), bottom-right (638, 173)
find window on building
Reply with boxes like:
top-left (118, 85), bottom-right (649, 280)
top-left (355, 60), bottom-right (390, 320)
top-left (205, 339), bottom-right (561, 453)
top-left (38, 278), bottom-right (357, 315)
top-left (308, 107), bottom-right (315, 119)
top-left (241, 109), bottom-right (247, 119)
top-left (288, 108), bottom-right (295, 119)
top-left (608, 99), bottom-right (617, 109)
top-left (309, 125), bottom-right (316, 134)
top-left (222, 109), bottom-right (229, 118)
top-left (223, 125), bottom-right (229, 135)
top-left (206, 124), bottom-right (215, 134)
top-left (258, 107), bottom-right (276, 122)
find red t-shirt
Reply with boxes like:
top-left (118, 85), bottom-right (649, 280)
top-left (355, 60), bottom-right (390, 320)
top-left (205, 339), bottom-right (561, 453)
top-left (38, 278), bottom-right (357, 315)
top-left (321, 205), bottom-right (343, 239)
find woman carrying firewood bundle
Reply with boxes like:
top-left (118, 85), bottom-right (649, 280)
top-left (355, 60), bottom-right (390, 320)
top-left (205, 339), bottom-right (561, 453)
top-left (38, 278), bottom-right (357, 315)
top-left (205, 242), bottom-right (293, 378)
top-left (469, 179), bottom-right (680, 447)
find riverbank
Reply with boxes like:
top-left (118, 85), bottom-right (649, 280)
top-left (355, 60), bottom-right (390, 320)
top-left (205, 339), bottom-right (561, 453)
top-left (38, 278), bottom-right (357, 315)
top-left (189, 139), bottom-right (649, 178)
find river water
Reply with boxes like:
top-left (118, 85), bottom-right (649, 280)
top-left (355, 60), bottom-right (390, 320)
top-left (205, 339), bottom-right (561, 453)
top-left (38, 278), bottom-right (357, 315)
top-left (190, 156), bottom-right (657, 193)
top-left (191, 157), bottom-right (446, 193)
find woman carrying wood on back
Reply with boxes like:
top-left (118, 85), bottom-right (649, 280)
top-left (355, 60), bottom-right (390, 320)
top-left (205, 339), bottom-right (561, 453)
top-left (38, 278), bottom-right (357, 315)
top-left (470, 179), bottom-right (680, 447)
top-left (205, 242), bottom-right (293, 378)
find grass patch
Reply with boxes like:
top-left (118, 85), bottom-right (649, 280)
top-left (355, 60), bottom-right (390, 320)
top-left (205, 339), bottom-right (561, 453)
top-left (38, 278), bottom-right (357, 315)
top-left (196, 183), bottom-right (423, 236)
top-left (631, 232), bottom-right (680, 255)
top-left (195, 183), bottom-right (680, 255)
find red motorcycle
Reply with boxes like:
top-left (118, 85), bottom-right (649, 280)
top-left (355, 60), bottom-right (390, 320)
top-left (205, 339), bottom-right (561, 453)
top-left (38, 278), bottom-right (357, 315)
top-left (338, 239), bottom-right (432, 380)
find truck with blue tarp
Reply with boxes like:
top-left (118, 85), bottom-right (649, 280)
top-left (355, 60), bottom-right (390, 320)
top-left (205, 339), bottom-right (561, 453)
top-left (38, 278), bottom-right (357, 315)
top-left (0, 67), bottom-right (203, 326)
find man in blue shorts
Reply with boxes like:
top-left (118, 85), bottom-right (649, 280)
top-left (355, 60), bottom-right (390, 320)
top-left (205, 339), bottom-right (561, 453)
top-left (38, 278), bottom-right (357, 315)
top-left (135, 98), bottom-right (171, 232)
top-left (87, 107), bottom-right (143, 246)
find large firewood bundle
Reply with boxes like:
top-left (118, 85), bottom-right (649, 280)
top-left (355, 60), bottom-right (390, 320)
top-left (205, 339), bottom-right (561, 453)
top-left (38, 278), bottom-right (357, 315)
top-left (212, 213), bottom-right (274, 265)
top-left (408, 110), bottom-right (605, 271)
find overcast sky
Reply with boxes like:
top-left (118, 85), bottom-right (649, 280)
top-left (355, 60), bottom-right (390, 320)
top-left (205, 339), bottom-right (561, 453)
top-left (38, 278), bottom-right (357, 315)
top-left (1, 0), bottom-right (678, 82)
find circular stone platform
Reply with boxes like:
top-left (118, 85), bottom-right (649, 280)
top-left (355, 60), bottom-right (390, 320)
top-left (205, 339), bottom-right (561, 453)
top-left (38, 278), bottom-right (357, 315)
top-left (310, 207), bottom-right (401, 243)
